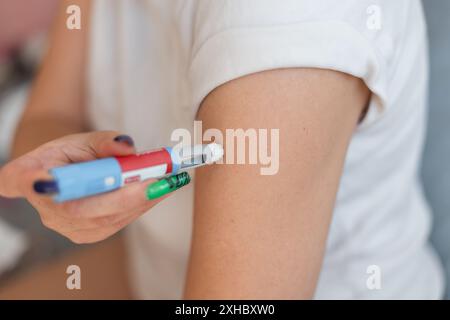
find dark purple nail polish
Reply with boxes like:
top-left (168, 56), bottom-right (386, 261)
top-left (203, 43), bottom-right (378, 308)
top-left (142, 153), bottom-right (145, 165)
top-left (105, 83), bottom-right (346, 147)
top-left (33, 180), bottom-right (59, 195)
top-left (114, 135), bottom-right (134, 147)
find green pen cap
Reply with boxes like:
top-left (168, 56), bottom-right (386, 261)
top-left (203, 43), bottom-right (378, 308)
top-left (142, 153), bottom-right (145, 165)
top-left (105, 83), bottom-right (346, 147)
top-left (146, 172), bottom-right (191, 200)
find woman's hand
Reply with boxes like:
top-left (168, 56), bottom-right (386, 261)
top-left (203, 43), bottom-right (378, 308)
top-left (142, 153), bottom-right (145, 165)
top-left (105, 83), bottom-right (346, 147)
top-left (0, 131), bottom-right (183, 244)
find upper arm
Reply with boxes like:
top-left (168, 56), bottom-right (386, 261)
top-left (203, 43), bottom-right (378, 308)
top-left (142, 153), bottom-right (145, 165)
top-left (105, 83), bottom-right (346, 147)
top-left (12, 0), bottom-right (91, 157)
top-left (22, 0), bottom-right (90, 124)
top-left (184, 68), bottom-right (370, 299)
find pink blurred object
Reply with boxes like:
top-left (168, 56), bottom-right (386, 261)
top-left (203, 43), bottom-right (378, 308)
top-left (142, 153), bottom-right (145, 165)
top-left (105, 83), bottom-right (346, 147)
top-left (0, 0), bottom-right (58, 62)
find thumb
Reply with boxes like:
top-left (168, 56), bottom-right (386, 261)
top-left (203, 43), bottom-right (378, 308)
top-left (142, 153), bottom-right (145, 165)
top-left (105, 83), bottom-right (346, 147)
top-left (0, 162), bottom-right (51, 199)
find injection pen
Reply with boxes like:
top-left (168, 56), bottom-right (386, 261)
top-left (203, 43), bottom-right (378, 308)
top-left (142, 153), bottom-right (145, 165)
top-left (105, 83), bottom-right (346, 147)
top-left (44, 143), bottom-right (223, 202)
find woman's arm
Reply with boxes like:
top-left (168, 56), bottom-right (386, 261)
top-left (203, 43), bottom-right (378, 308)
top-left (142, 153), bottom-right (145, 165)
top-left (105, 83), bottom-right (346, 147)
top-left (0, 1), bottom-right (186, 245)
top-left (184, 68), bottom-right (370, 299)
top-left (12, 0), bottom-right (90, 158)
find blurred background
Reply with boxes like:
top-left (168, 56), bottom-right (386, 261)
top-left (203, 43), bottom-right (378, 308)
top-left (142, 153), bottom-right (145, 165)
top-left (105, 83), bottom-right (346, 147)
top-left (0, 0), bottom-right (77, 287)
top-left (0, 0), bottom-right (448, 298)
top-left (422, 0), bottom-right (450, 300)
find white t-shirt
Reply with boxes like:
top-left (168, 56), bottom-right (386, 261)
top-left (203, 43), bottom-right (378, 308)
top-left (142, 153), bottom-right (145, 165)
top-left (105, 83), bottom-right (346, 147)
top-left (88, 0), bottom-right (444, 299)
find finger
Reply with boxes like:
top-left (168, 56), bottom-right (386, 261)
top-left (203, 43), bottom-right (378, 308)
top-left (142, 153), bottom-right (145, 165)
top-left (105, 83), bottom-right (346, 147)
top-left (54, 131), bottom-right (136, 162)
top-left (60, 172), bottom-right (191, 219)
top-left (37, 209), bottom-right (140, 233)
top-left (60, 178), bottom-right (163, 218)
top-left (61, 210), bottom-right (145, 244)
top-left (1, 131), bottom-right (136, 198)
top-left (87, 131), bottom-right (136, 158)
top-left (29, 132), bottom-right (136, 197)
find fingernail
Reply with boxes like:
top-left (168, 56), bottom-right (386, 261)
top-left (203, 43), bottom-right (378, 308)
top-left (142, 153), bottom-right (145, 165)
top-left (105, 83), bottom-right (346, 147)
top-left (114, 135), bottom-right (134, 147)
top-left (146, 172), bottom-right (191, 200)
top-left (33, 180), bottom-right (59, 195)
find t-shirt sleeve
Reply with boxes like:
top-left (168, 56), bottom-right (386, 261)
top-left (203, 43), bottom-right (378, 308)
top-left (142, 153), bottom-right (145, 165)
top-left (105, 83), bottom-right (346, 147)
top-left (189, 0), bottom-right (393, 127)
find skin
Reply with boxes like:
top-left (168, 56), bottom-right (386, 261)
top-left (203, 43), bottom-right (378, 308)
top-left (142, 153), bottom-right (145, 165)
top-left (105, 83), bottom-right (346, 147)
top-left (0, 236), bottom-right (133, 299)
top-left (184, 69), bottom-right (369, 299)
top-left (0, 131), bottom-right (172, 244)
top-left (11, 0), bottom-right (91, 155)
top-left (0, 0), bottom-right (369, 298)
top-left (0, 0), bottom-right (58, 61)
top-left (0, 0), bottom-right (175, 245)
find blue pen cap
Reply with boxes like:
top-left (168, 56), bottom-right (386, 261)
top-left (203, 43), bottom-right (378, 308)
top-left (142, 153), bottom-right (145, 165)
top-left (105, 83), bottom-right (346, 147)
top-left (50, 158), bottom-right (122, 202)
